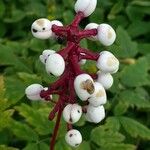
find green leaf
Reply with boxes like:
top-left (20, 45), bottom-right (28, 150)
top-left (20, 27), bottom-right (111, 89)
top-left (0, 145), bottom-right (18, 150)
top-left (76, 141), bottom-right (90, 150)
top-left (0, 1), bottom-right (5, 18)
top-left (138, 43), bottom-right (150, 55)
top-left (119, 117), bottom-right (150, 140)
top-left (55, 138), bottom-right (72, 150)
top-left (120, 57), bottom-right (149, 87)
top-left (5, 77), bottom-right (26, 105)
top-left (10, 120), bottom-right (38, 141)
top-left (15, 104), bottom-right (54, 135)
top-left (102, 117), bottom-right (121, 132)
top-left (127, 21), bottom-right (150, 38)
top-left (101, 143), bottom-right (136, 150)
top-left (118, 90), bottom-right (150, 109)
top-left (0, 109), bottom-right (14, 131)
top-left (91, 126), bottom-right (125, 146)
top-left (113, 27), bottom-right (138, 58)
top-left (63, 10), bottom-right (74, 24)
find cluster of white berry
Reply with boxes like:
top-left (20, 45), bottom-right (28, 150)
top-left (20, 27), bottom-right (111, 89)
top-left (25, 0), bottom-right (119, 148)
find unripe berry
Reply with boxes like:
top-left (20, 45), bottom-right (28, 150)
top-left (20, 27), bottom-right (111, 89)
top-left (97, 71), bottom-right (113, 89)
top-left (88, 82), bottom-right (107, 107)
top-left (65, 129), bottom-right (82, 147)
top-left (63, 104), bottom-right (82, 124)
top-left (96, 51), bottom-right (119, 74)
top-left (85, 105), bottom-right (105, 123)
top-left (51, 20), bottom-right (63, 39)
top-left (74, 74), bottom-right (95, 101)
top-left (85, 23), bottom-right (99, 40)
top-left (97, 24), bottom-right (116, 46)
top-left (39, 49), bottom-right (55, 64)
top-left (31, 18), bottom-right (52, 39)
top-left (25, 84), bottom-right (43, 100)
top-left (45, 53), bottom-right (65, 76)
top-left (74, 0), bottom-right (97, 17)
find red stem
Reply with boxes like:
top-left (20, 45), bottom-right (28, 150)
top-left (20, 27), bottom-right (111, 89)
top-left (78, 29), bottom-right (98, 39)
top-left (71, 12), bottom-right (84, 27)
top-left (50, 108), bottom-right (63, 150)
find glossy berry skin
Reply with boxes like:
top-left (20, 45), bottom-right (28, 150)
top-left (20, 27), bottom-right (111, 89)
top-left (45, 53), bottom-right (65, 76)
top-left (25, 84), bottom-right (43, 100)
top-left (97, 71), bottom-right (114, 89)
top-left (88, 82), bottom-right (107, 107)
top-left (97, 51), bottom-right (119, 73)
top-left (85, 105), bottom-right (105, 123)
top-left (65, 129), bottom-right (82, 147)
top-left (31, 18), bottom-right (52, 39)
top-left (74, 74), bottom-right (95, 101)
top-left (97, 24), bottom-right (116, 46)
top-left (63, 104), bottom-right (82, 124)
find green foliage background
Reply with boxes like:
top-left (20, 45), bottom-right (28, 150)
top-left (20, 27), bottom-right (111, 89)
top-left (0, 0), bottom-right (150, 150)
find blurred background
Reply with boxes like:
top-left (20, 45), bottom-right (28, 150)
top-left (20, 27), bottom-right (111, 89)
top-left (0, 0), bottom-right (150, 150)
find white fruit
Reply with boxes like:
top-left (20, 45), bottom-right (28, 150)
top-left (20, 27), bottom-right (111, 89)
top-left (79, 59), bottom-right (86, 65)
top-left (65, 129), bottom-right (82, 147)
top-left (96, 51), bottom-right (119, 73)
top-left (85, 105), bottom-right (105, 123)
top-left (31, 18), bottom-right (52, 39)
top-left (39, 49), bottom-right (55, 64)
top-left (63, 104), bottom-right (82, 124)
top-left (97, 24), bottom-right (116, 46)
top-left (74, 0), bottom-right (97, 17)
top-left (85, 23), bottom-right (99, 40)
top-left (74, 74), bottom-right (95, 101)
top-left (88, 82), bottom-right (107, 107)
top-left (25, 84), bottom-right (43, 100)
top-left (51, 20), bottom-right (63, 39)
top-left (97, 71), bottom-right (113, 89)
top-left (45, 53), bottom-right (65, 76)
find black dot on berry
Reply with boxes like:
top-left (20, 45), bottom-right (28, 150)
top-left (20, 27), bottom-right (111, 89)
top-left (43, 28), bottom-right (45, 30)
top-left (69, 134), bottom-right (73, 137)
top-left (75, 143), bottom-right (79, 146)
top-left (78, 110), bottom-right (80, 113)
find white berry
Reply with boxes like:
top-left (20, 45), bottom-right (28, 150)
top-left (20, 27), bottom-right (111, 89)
top-left (65, 129), bottom-right (82, 147)
top-left (97, 24), bottom-right (116, 46)
top-left (97, 71), bottom-right (113, 89)
top-left (96, 51), bottom-right (119, 74)
top-left (74, 0), bottom-right (97, 17)
top-left (88, 82), bottom-right (107, 107)
top-left (45, 53), bottom-right (65, 76)
top-left (25, 84), bottom-right (43, 101)
top-left (63, 104), bottom-right (82, 124)
top-left (31, 18), bottom-right (52, 39)
top-left (39, 49), bottom-right (55, 64)
top-left (85, 105), bottom-right (105, 123)
top-left (85, 23), bottom-right (99, 40)
top-left (74, 74), bottom-right (95, 101)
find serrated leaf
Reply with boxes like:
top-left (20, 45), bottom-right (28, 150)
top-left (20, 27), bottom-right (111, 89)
top-left (0, 109), bottom-right (14, 131)
top-left (10, 120), bottom-right (38, 141)
top-left (91, 126), bottom-right (125, 146)
top-left (102, 117), bottom-right (121, 132)
top-left (118, 90), bottom-right (150, 109)
top-left (101, 143), bottom-right (136, 150)
top-left (120, 57), bottom-right (149, 87)
top-left (119, 117), bottom-right (150, 140)
top-left (15, 104), bottom-right (54, 135)
top-left (114, 27), bottom-right (138, 58)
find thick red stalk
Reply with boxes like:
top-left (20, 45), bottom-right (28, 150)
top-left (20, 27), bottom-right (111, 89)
top-left (50, 108), bottom-right (63, 150)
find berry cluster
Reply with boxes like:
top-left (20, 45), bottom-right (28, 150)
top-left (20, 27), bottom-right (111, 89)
top-left (25, 0), bottom-right (119, 149)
